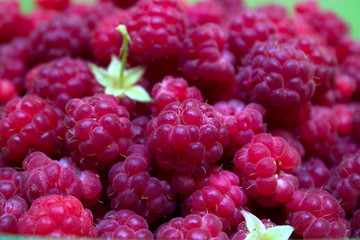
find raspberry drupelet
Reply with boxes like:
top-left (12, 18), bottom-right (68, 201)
top-left (0, 95), bottom-right (64, 162)
top-left (233, 133), bottom-right (300, 207)
top-left (0, 79), bottom-right (17, 106)
top-left (0, 167), bottom-right (22, 199)
top-left (18, 194), bottom-right (97, 238)
top-left (107, 145), bottom-right (176, 223)
top-left (182, 166), bottom-right (247, 231)
top-left (35, 0), bottom-right (70, 10)
top-left (286, 189), bottom-right (350, 239)
top-left (97, 209), bottom-right (154, 239)
top-left (186, 0), bottom-right (227, 27)
top-left (0, 192), bottom-right (28, 234)
top-left (147, 99), bottom-right (228, 193)
top-left (64, 94), bottom-right (133, 170)
top-left (26, 57), bottom-right (99, 110)
top-left (156, 213), bottom-right (229, 240)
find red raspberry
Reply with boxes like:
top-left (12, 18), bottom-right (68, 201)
top-left (29, 9), bottom-right (57, 29)
top-left (180, 23), bottom-right (235, 87)
top-left (231, 219), bottom-right (276, 240)
top-left (0, 95), bottom-right (64, 162)
top-left (126, 0), bottom-right (187, 65)
top-left (334, 72), bottom-right (357, 102)
top-left (341, 55), bottom-right (360, 95)
top-left (97, 209), bottom-right (154, 239)
top-left (107, 145), bottom-right (176, 223)
top-left (132, 116), bottom-right (150, 145)
top-left (186, 0), bottom-right (226, 27)
top-left (228, 10), bottom-right (277, 64)
top-left (91, 13), bottom-right (127, 65)
top-left (29, 14), bottom-right (90, 64)
top-left (100, 0), bottom-right (141, 9)
top-left (233, 133), bottom-right (300, 207)
top-left (64, 94), bottom-right (133, 170)
top-left (156, 213), bottom-right (228, 240)
top-left (151, 76), bottom-right (203, 116)
top-left (147, 99), bottom-right (228, 192)
top-left (35, 0), bottom-right (70, 10)
top-left (0, 167), bottom-right (22, 199)
top-left (18, 194), bottom-right (96, 238)
top-left (300, 105), bottom-right (338, 158)
top-left (336, 36), bottom-right (360, 63)
top-left (293, 158), bottom-right (331, 190)
top-left (271, 129), bottom-right (305, 158)
top-left (182, 166), bottom-right (247, 230)
top-left (0, 193), bottom-right (28, 234)
top-left (286, 189), bottom-right (350, 239)
top-left (333, 104), bottom-right (354, 136)
top-left (214, 99), bottom-right (266, 158)
top-left (295, 0), bottom-right (349, 46)
top-left (0, 79), bottom-right (17, 105)
top-left (351, 209), bottom-right (360, 237)
top-left (26, 57), bottom-right (99, 110)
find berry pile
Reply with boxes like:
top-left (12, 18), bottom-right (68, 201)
top-left (0, 0), bottom-right (359, 239)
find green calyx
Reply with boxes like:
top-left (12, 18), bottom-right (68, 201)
top-left (90, 25), bottom-right (152, 103)
top-left (241, 210), bottom-right (294, 240)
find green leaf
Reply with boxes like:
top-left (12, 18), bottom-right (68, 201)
top-left (262, 226), bottom-right (294, 240)
top-left (107, 55), bottom-right (122, 81)
top-left (125, 86), bottom-right (152, 102)
top-left (89, 63), bottom-right (114, 88)
top-left (123, 66), bottom-right (146, 89)
top-left (241, 210), bottom-right (266, 236)
top-left (244, 232), bottom-right (258, 240)
top-left (105, 88), bottom-right (125, 97)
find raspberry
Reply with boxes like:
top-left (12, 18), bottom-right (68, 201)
top-left (35, 0), bottom-right (70, 10)
top-left (336, 36), bottom-right (360, 63)
top-left (126, 0), bottom-right (187, 65)
top-left (182, 166), bottom-right (247, 230)
top-left (271, 129), bottom-right (305, 158)
top-left (147, 99), bottom-right (228, 192)
top-left (0, 167), bottom-right (22, 199)
top-left (228, 10), bottom-right (277, 63)
top-left (334, 72), bottom-right (357, 102)
top-left (18, 194), bottom-right (96, 238)
top-left (351, 209), bottom-right (360, 237)
top-left (20, 152), bottom-right (101, 206)
top-left (131, 116), bottom-right (150, 145)
top-left (100, 0), bottom-right (140, 9)
top-left (156, 213), bottom-right (228, 240)
top-left (231, 218), bottom-right (276, 240)
top-left (151, 76), bottom-right (203, 116)
top-left (333, 104), bottom-right (354, 136)
top-left (286, 189), bottom-right (349, 239)
top-left (0, 79), bottom-right (17, 105)
top-left (26, 57), bottom-right (99, 110)
top-left (186, 0), bottom-right (226, 27)
top-left (91, 13), bottom-right (127, 65)
top-left (299, 105), bottom-right (338, 158)
top-left (341, 55), bottom-right (360, 95)
top-left (295, 0), bottom-right (349, 46)
top-left (107, 144), bottom-right (176, 223)
top-left (0, 95), bottom-right (64, 162)
top-left (293, 158), bottom-right (331, 190)
top-left (0, 193), bottom-right (28, 234)
top-left (29, 9), bottom-right (57, 29)
top-left (214, 100), bottom-right (266, 158)
top-left (97, 209), bottom-right (153, 239)
top-left (233, 133), bottom-right (300, 207)
top-left (29, 14), bottom-right (90, 64)
top-left (64, 94), bottom-right (133, 170)
top-left (180, 23), bottom-right (235, 87)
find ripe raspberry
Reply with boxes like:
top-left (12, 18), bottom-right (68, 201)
top-left (341, 55), bottom-right (360, 95)
top-left (0, 79), bottom-right (17, 105)
top-left (228, 10), bottom-right (277, 63)
top-left (233, 133), bottom-right (300, 207)
top-left (0, 167), bottom-right (22, 199)
top-left (186, 0), bottom-right (226, 27)
top-left (299, 105), bottom-right (338, 158)
top-left (237, 41), bottom-right (316, 111)
top-left (107, 144), bottom-right (176, 223)
top-left (293, 158), bottom-right (331, 190)
top-left (18, 194), bottom-right (96, 238)
top-left (295, 0), bottom-right (349, 46)
top-left (231, 218), bottom-right (276, 240)
top-left (0, 95), bottom-right (64, 161)
top-left (147, 99), bottom-right (228, 192)
top-left (64, 94), bottom-right (133, 170)
top-left (286, 189), bottom-right (350, 239)
top-left (334, 72), bottom-right (357, 102)
top-left (35, 0), bottom-right (70, 10)
top-left (91, 13), bottom-right (127, 65)
top-left (271, 129), bottom-right (305, 158)
top-left (131, 116), bottom-right (150, 145)
top-left (151, 76), bottom-right (203, 116)
top-left (26, 57), bottom-right (99, 110)
top-left (100, 0), bottom-right (140, 9)
top-left (126, 0), bottom-right (187, 65)
top-left (97, 209), bottom-right (153, 239)
top-left (214, 99), bottom-right (266, 158)
top-left (333, 104), bottom-right (354, 136)
top-left (351, 209), bottom-right (360, 237)
top-left (156, 213), bottom-right (228, 240)
top-left (336, 36), bottom-right (360, 63)
top-left (180, 23), bottom-right (235, 87)
top-left (0, 193), bottom-right (28, 234)
top-left (29, 14), bottom-right (90, 64)
top-left (327, 136), bottom-right (360, 168)
top-left (182, 166), bottom-right (247, 230)
top-left (29, 9), bottom-right (57, 29)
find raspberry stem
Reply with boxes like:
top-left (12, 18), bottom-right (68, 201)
top-left (116, 25), bottom-right (131, 89)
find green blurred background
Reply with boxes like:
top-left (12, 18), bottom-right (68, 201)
top-left (14, 0), bottom-right (360, 39)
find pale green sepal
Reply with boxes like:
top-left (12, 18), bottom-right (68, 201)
top-left (123, 66), bottom-right (146, 89)
top-left (244, 232), bottom-right (258, 240)
top-left (261, 225), bottom-right (294, 240)
top-left (125, 85), bottom-right (152, 102)
top-left (241, 210), bottom-right (266, 235)
top-left (89, 63), bottom-right (114, 88)
top-left (105, 88), bottom-right (125, 97)
top-left (107, 55), bottom-right (123, 81)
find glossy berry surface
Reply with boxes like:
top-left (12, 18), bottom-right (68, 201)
top-left (0, 167), bottom-right (22, 199)
top-left (0, 193), bottom-right (28, 234)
